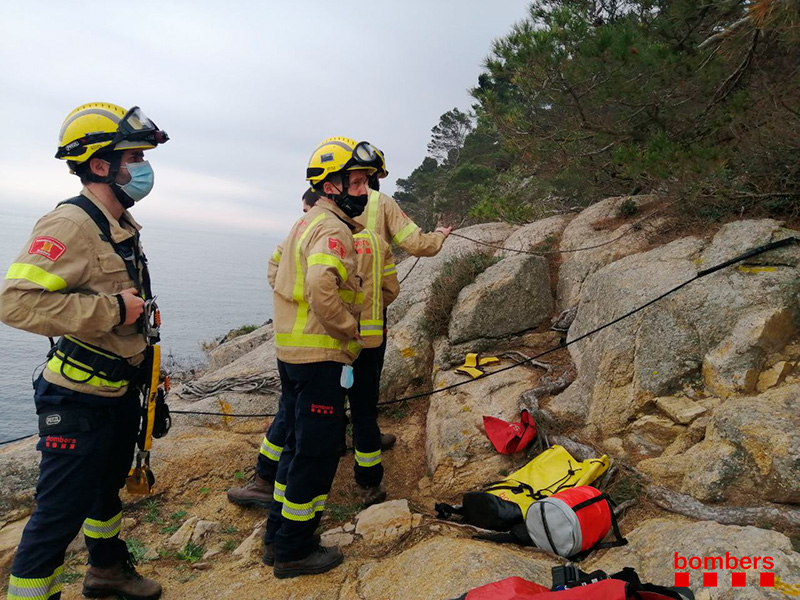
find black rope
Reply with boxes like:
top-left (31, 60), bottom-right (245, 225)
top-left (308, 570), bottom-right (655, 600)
top-left (447, 202), bottom-right (669, 256)
top-left (171, 408), bottom-right (276, 418)
top-left (399, 257), bottom-right (421, 284)
top-left (142, 235), bottom-right (799, 419)
top-left (378, 236), bottom-right (799, 406)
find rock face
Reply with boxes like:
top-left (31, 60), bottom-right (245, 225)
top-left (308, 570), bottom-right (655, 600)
top-left (551, 221), bottom-right (799, 444)
top-left (496, 214), bottom-right (572, 258)
top-left (556, 195), bottom-right (666, 311)
top-left (354, 537), bottom-right (556, 600)
top-left (382, 222), bottom-right (518, 401)
top-left (0, 437), bottom-right (38, 521)
top-left (354, 499), bottom-right (415, 544)
top-left (206, 323), bottom-right (274, 371)
top-left (590, 518), bottom-right (800, 600)
top-left (639, 383), bottom-right (800, 504)
top-left (426, 345), bottom-right (533, 497)
top-left (448, 254), bottom-right (552, 345)
top-left (380, 302), bottom-right (436, 402)
top-left (389, 223), bottom-right (518, 323)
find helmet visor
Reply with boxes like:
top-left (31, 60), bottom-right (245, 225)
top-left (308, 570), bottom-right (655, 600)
top-left (117, 107), bottom-right (169, 145)
top-left (352, 141), bottom-right (378, 165)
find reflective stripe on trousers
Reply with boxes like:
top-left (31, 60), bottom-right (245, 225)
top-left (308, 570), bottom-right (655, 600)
top-left (354, 448), bottom-right (382, 468)
top-left (281, 493), bottom-right (327, 522)
top-left (273, 480), bottom-right (287, 504)
top-left (82, 512), bottom-right (122, 539)
top-left (259, 436), bottom-right (282, 462)
top-left (7, 566), bottom-right (64, 600)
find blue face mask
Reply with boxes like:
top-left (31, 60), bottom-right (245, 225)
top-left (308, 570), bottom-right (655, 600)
top-left (118, 161), bottom-right (155, 203)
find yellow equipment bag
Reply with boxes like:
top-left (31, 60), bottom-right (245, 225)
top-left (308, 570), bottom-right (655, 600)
top-left (435, 445), bottom-right (610, 531)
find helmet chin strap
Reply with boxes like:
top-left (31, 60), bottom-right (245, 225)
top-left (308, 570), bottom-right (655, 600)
top-left (85, 153), bottom-right (135, 209)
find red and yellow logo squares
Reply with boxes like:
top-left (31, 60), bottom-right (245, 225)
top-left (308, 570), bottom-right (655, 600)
top-left (327, 237), bottom-right (346, 259)
top-left (29, 236), bottom-right (67, 262)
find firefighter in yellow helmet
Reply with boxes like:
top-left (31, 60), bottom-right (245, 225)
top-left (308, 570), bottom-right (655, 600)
top-left (0, 103), bottom-right (167, 600)
top-left (261, 137), bottom-right (376, 578)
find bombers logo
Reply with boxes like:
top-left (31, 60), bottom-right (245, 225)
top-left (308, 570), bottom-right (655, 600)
top-left (672, 552), bottom-right (787, 589)
top-left (354, 239), bottom-right (372, 255)
top-left (45, 435), bottom-right (76, 450)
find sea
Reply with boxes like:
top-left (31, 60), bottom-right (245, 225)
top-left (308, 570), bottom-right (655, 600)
top-left (0, 208), bottom-right (281, 444)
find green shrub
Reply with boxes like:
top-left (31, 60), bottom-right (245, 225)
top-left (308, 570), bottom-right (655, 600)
top-left (423, 252), bottom-right (499, 337)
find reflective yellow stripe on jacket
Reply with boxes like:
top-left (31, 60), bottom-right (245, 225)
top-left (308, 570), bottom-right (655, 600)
top-left (5, 262), bottom-right (67, 292)
top-left (354, 229), bottom-right (384, 337)
top-left (274, 212), bottom-right (360, 356)
top-left (393, 221), bottom-right (419, 245)
top-left (366, 189), bottom-right (381, 231)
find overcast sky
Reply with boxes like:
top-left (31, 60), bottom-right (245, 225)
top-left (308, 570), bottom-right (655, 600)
top-left (0, 1), bottom-right (530, 234)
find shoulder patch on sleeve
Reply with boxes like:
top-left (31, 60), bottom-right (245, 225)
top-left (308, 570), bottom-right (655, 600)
top-left (29, 237), bottom-right (67, 262)
top-left (327, 237), bottom-right (346, 259)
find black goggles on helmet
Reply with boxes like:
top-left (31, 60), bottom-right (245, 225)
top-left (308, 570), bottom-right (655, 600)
top-left (55, 106), bottom-right (169, 159)
top-left (342, 141), bottom-right (380, 171)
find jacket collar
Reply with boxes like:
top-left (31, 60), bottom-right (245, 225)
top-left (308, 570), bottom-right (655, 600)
top-left (317, 198), bottom-right (364, 234)
top-left (80, 186), bottom-right (142, 243)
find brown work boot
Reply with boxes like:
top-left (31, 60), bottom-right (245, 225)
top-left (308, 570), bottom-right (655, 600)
top-left (263, 533), bottom-right (322, 566)
top-left (379, 432), bottom-right (396, 451)
top-left (226, 473), bottom-right (274, 509)
top-left (359, 483), bottom-right (387, 507)
top-left (273, 545), bottom-right (344, 579)
top-left (83, 555), bottom-right (162, 600)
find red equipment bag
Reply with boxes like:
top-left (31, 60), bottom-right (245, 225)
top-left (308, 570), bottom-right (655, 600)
top-left (483, 410), bottom-right (537, 455)
top-left (525, 486), bottom-right (627, 559)
top-left (449, 570), bottom-right (694, 600)
top-left (458, 577), bottom-right (549, 599)
top-left (452, 578), bottom-right (682, 600)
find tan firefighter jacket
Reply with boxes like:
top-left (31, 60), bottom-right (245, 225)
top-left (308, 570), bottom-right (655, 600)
top-left (355, 189), bottom-right (446, 257)
top-left (352, 229), bottom-right (399, 348)
top-left (268, 200), bottom-right (363, 364)
top-left (0, 187), bottom-right (148, 397)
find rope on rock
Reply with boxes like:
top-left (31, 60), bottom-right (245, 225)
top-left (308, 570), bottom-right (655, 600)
top-left (175, 374), bottom-right (281, 400)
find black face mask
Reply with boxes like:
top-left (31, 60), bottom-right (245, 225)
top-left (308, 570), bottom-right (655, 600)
top-left (112, 185), bottom-right (136, 209)
top-left (334, 192), bottom-right (368, 218)
top-left (325, 177), bottom-right (369, 218)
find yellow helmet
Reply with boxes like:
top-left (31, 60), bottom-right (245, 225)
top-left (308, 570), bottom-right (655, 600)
top-left (306, 137), bottom-right (378, 188)
top-left (56, 102), bottom-right (169, 167)
top-left (373, 147), bottom-right (388, 178)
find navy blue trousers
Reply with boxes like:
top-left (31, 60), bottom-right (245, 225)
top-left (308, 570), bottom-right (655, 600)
top-left (8, 376), bottom-right (139, 599)
top-left (263, 360), bottom-right (345, 562)
top-left (257, 342), bottom-right (386, 488)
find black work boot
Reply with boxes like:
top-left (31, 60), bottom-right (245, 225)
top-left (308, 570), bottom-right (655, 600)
top-left (273, 545), bottom-right (344, 579)
top-left (263, 533), bottom-right (321, 566)
top-left (226, 473), bottom-right (274, 508)
top-left (359, 483), bottom-right (387, 507)
top-left (83, 554), bottom-right (162, 600)
top-left (379, 432), bottom-right (396, 451)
